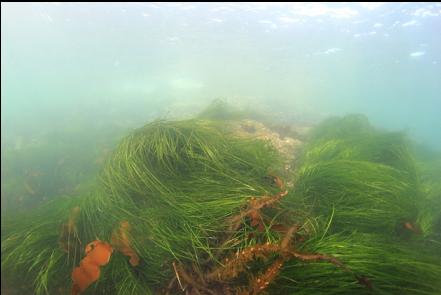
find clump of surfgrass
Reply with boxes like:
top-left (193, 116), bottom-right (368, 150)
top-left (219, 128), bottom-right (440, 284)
top-left (272, 114), bottom-right (441, 294)
top-left (291, 160), bottom-right (418, 233)
top-left (97, 119), bottom-right (284, 287)
top-left (415, 148), bottom-right (441, 244)
top-left (2, 118), bottom-right (284, 294)
top-left (100, 119), bottom-right (281, 204)
top-left (290, 115), bottom-right (420, 234)
top-left (302, 114), bottom-right (417, 178)
top-left (99, 119), bottom-right (283, 235)
top-left (1, 196), bottom-right (80, 294)
top-left (272, 231), bottom-right (441, 294)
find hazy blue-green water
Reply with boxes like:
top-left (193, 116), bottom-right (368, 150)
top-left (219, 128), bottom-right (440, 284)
top-left (2, 4), bottom-right (441, 295)
top-left (2, 2), bottom-right (441, 149)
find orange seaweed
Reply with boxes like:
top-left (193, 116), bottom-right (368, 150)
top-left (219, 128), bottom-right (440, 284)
top-left (71, 240), bottom-right (113, 295)
top-left (403, 221), bottom-right (422, 235)
top-left (111, 220), bottom-right (140, 266)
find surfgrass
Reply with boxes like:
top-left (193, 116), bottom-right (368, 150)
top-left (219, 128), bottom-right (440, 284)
top-left (2, 118), bottom-right (283, 294)
top-left (273, 231), bottom-right (441, 295)
top-left (2, 114), bottom-right (440, 294)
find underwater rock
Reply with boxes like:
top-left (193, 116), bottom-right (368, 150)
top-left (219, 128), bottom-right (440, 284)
top-left (235, 119), bottom-right (303, 165)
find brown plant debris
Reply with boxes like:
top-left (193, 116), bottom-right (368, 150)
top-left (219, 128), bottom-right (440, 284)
top-left (111, 220), bottom-right (140, 266)
top-left (206, 243), bottom-right (281, 282)
top-left (59, 206), bottom-right (81, 253)
top-left (166, 220), bottom-right (370, 295)
top-left (229, 175), bottom-right (288, 232)
top-left (249, 257), bottom-right (285, 294)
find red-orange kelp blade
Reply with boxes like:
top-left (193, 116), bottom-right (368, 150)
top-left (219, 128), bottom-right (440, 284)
top-left (71, 240), bottom-right (113, 295)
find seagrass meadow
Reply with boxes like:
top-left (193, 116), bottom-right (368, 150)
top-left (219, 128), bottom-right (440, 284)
top-left (3, 2), bottom-right (441, 294)
top-left (1, 112), bottom-right (441, 295)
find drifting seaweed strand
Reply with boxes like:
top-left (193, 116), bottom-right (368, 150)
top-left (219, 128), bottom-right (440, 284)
top-left (248, 257), bottom-right (285, 295)
top-left (206, 243), bottom-right (280, 282)
top-left (229, 175), bottom-right (288, 232)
